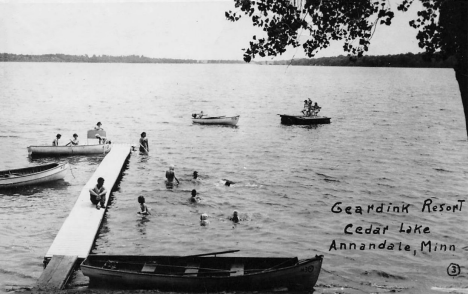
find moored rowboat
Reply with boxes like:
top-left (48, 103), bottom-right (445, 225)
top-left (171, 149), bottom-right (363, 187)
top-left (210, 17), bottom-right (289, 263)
top-left (81, 254), bottom-right (323, 291)
top-left (27, 144), bottom-right (112, 157)
top-left (192, 115), bottom-right (240, 126)
top-left (0, 163), bottom-right (69, 188)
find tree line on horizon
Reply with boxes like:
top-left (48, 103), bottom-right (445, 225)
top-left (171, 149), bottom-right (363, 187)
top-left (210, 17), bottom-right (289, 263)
top-left (0, 52), bottom-right (456, 68)
top-left (0, 53), bottom-right (244, 64)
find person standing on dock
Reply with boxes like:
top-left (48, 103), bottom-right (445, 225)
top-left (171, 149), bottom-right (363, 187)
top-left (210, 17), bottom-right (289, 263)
top-left (139, 132), bottom-right (149, 153)
top-left (52, 134), bottom-right (61, 146)
top-left (165, 165), bottom-right (180, 185)
top-left (89, 177), bottom-right (107, 210)
top-left (65, 133), bottom-right (79, 146)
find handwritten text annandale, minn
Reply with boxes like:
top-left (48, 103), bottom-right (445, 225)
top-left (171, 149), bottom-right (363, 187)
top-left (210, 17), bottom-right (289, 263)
top-left (328, 199), bottom-right (465, 255)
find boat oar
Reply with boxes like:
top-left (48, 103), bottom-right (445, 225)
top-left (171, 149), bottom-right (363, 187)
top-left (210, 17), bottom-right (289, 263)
top-left (184, 250), bottom-right (240, 258)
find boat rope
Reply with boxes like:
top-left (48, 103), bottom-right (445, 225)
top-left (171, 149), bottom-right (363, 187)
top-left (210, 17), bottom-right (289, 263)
top-left (69, 162), bottom-right (76, 179)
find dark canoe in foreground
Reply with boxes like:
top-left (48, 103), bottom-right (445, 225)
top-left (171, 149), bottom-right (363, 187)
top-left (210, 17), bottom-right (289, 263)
top-left (81, 254), bottom-right (323, 291)
top-left (0, 163), bottom-right (69, 188)
top-left (279, 114), bottom-right (331, 125)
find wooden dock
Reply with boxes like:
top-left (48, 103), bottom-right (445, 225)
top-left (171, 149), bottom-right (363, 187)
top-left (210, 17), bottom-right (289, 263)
top-left (36, 144), bottom-right (132, 290)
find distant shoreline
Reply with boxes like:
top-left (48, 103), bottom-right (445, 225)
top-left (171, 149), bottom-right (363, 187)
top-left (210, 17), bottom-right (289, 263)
top-left (0, 52), bottom-right (456, 68)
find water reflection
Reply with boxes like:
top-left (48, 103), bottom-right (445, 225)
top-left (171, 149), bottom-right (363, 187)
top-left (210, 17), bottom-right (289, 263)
top-left (137, 216), bottom-right (150, 236)
top-left (0, 179), bottom-right (69, 196)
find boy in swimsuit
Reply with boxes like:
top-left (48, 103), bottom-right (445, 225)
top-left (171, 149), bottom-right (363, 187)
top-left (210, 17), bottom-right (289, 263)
top-left (89, 177), bottom-right (107, 210)
top-left (137, 196), bottom-right (151, 215)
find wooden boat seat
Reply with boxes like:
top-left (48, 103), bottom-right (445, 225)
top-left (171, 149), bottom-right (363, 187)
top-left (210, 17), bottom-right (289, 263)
top-left (184, 262), bottom-right (200, 275)
top-left (230, 262), bottom-right (244, 276)
top-left (141, 263), bottom-right (157, 273)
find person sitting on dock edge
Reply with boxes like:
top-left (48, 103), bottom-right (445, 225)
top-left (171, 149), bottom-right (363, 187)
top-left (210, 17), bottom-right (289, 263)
top-left (139, 132), bottom-right (149, 152)
top-left (165, 165), bottom-right (180, 185)
top-left (65, 133), bottom-right (79, 146)
top-left (137, 196), bottom-right (151, 215)
top-left (52, 134), bottom-right (61, 146)
top-left (89, 177), bottom-right (107, 210)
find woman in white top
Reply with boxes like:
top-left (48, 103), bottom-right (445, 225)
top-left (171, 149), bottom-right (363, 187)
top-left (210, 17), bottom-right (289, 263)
top-left (66, 133), bottom-right (79, 146)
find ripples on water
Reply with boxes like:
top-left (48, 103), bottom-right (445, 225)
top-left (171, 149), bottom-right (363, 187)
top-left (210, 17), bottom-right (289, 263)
top-left (0, 63), bottom-right (467, 293)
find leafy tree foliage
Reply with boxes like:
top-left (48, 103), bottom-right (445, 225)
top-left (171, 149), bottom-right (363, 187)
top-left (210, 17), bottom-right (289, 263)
top-left (226, 0), bottom-right (468, 137)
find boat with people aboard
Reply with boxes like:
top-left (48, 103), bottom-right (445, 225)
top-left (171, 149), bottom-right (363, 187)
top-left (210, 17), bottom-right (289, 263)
top-left (0, 162), bottom-right (69, 188)
top-left (279, 114), bottom-right (331, 125)
top-left (28, 144), bottom-right (111, 157)
top-left (28, 129), bottom-right (112, 157)
top-left (279, 99), bottom-right (331, 125)
top-left (81, 252), bottom-right (323, 291)
top-left (192, 112), bottom-right (240, 126)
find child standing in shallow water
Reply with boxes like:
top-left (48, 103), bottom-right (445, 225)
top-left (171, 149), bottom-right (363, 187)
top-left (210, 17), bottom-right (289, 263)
top-left (138, 196), bottom-right (151, 215)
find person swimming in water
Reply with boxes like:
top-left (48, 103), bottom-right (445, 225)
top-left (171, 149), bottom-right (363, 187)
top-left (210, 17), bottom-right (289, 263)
top-left (229, 210), bottom-right (240, 223)
top-left (222, 179), bottom-right (235, 187)
top-left (137, 196), bottom-right (151, 215)
top-left (200, 213), bottom-right (209, 226)
top-left (190, 189), bottom-right (201, 203)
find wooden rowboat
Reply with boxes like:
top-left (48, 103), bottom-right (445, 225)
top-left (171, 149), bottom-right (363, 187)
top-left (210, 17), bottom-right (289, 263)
top-left (192, 115), bottom-right (240, 126)
top-left (27, 144), bottom-right (111, 157)
top-left (279, 114), bottom-right (331, 125)
top-left (81, 253), bottom-right (323, 291)
top-left (0, 163), bottom-right (69, 188)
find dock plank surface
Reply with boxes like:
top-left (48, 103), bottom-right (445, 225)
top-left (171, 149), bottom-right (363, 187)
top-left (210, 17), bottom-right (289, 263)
top-left (36, 255), bottom-right (77, 290)
top-left (45, 144), bottom-right (131, 259)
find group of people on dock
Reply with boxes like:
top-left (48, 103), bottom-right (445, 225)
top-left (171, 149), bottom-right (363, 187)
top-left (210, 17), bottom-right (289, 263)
top-left (301, 98), bottom-right (321, 117)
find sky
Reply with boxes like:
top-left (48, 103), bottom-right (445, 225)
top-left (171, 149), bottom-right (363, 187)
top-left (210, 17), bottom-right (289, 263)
top-left (0, 0), bottom-right (425, 61)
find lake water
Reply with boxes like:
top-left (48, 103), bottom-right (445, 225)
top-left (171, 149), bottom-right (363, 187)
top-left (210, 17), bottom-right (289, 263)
top-left (0, 62), bottom-right (467, 294)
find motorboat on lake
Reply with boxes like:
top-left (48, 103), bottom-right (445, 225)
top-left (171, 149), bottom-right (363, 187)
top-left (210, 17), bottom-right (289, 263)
top-left (0, 162), bottom-right (69, 188)
top-left (81, 252), bottom-right (323, 291)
